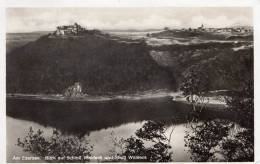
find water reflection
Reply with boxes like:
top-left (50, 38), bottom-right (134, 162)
top-left (11, 117), bottom-right (253, 162)
top-left (7, 117), bottom-right (191, 162)
top-left (7, 96), bottom-right (249, 162)
top-left (7, 96), bottom-right (234, 136)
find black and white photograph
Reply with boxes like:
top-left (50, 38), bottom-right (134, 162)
top-left (5, 5), bottom-right (255, 163)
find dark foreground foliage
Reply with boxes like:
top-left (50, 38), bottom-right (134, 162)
top-left (123, 121), bottom-right (172, 162)
top-left (221, 129), bottom-right (254, 161)
top-left (225, 80), bottom-right (254, 128)
top-left (17, 127), bottom-right (93, 162)
top-left (185, 120), bottom-right (232, 161)
top-left (110, 121), bottom-right (173, 162)
top-left (17, 118), bottom-right (253, 162)
top-left (181, 62), bottom-right (253, 162)
top-left (184, 120), bottom-right (253, 162)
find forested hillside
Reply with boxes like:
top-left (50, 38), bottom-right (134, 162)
top-left (6, 33), bottom-right (176, 94)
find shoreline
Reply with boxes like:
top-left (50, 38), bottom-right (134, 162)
top-left (6, 91), bottom-right (179, 102)
top-left (6, 91), bottom-right (227, 109)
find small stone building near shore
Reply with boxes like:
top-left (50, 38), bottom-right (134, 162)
top-left (64, 82), bottom-right (83, 97)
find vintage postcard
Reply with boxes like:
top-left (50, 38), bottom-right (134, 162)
top-left (4, 2), bottom-right (256, 163)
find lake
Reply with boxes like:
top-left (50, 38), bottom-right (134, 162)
top-left (6, 96), bottom-right (235, 162)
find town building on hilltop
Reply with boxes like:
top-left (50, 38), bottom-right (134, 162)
top-left (54, 23), bottom-right (86, 36)
top-left (197, 24), bottom-right (205, 31)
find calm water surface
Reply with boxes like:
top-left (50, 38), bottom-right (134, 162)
top-left (7, 117), bottom-right (192, 162)
top-left (7, 96), bottom-right (233, 162)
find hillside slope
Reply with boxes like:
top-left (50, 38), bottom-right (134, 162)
top-left (7, 33), bottom-right (176, 94)
top-left (149, 42), bottom-right (253, 91)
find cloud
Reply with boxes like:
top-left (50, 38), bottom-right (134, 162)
top-left (106, 15), bottom-right (182, 29)
top-left (6, 8), bottom-right (252, 32)
top-left (189, 15), bottom-right (252, 28)
top-left (7, 14), bottom-right (182, 32)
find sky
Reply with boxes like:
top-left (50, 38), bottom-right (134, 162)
top-left (6, 7), bottom-right (252, 32)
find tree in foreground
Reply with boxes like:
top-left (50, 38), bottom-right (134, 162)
top-left (184, 119), bottom-right (253, 162)
top-left (111, 121), bottom-right (173, 162)
top-left (180, 65), bottom-right (210, 122)
top-left (225, 80), bottom-right (254, 128)
top-left (185, 119), bottom-right (233, 161)
top-left (181, 64), bottom-right (253, 162)
top-left (17, 127), bottom-right (93, 162)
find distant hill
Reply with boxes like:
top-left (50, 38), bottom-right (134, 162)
top-left (150, 28), bottom-right (253, 41)
top-left (229, 24), bottom-right (253, 29)
top-left (104, 29), bottom-right (162, 33)
top-left (150, 29), bottom-right (225, 39)
top-left (7, 32), bottom-right (176, 94)
top-left (6, 32), bottom-right (51, 53)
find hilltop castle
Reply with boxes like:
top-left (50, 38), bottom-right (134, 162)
top-left (54, 23), bottom-right (86, 36)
